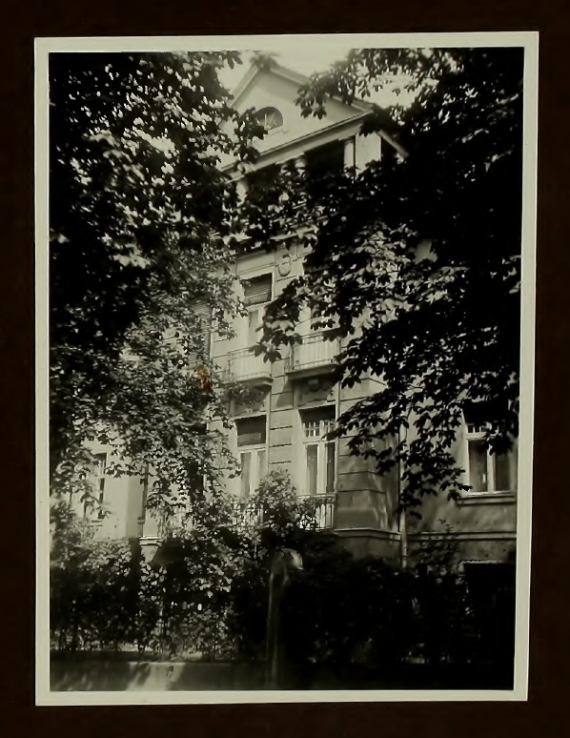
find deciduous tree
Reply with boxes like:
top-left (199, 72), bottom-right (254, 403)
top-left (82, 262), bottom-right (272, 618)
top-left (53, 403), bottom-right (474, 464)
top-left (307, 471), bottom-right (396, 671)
top-left (253, 48), bottom-right (524, 511)
top-left (49, 51), bottom-right (264, 517)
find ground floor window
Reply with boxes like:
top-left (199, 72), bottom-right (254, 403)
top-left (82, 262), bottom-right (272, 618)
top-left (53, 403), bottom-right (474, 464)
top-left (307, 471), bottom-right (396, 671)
top-left (236, 415), bottom-right (268, 499)
top-left (301, 405), bottom-right (336, 497)
top-left (464, 404), bottom-right (514, 493)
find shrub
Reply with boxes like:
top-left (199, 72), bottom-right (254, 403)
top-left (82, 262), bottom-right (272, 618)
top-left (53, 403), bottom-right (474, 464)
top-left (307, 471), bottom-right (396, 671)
top-left (50, 484), bottom-right (516, 673)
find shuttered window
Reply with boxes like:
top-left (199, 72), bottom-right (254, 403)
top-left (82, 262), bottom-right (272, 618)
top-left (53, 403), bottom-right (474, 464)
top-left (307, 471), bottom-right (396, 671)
top-left (236, 415), bottom-right (267, 447)
top-left (243, 274), bottom-right (272, 306)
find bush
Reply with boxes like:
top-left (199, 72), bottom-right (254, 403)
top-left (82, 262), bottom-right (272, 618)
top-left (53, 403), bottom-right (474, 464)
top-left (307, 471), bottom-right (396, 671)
top-left (50, 483), bottom-right (516, 673)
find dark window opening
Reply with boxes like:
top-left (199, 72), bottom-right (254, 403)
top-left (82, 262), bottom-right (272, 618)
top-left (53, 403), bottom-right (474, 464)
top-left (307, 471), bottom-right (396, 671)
top-left (243, 273), bottom-right (272, 306)
top-left (300, 405), bottom-right (336, 427)
top-left (381, 140), bottom-right (401, 166)
top-left (304, 140), bottom-right (346, 200)
top-left (246, 164), bottom-right (281, 205)
top-left (305, 140), bottom-right (345, 179)
top-left (463, 399), bottom-right (508, 433)
top-left (185, 460), bottom-right (205, 496)
top-left (237, 415), bottom-right (267, 447)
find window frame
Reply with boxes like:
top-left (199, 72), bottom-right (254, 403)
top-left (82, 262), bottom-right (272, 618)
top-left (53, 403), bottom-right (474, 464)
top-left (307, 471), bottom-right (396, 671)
top-left (239, 271), bottom-right (274, 349)
top-left (301, 408), bottom-right (337, 497)
top-left (236, 414), bottom-right (268, 500)
top-left (85, 452), bottom-right (107, 519)
top-left (464, 420), bottom-right (513, 495)
top-left (254, 107), bottom-right (283, 132)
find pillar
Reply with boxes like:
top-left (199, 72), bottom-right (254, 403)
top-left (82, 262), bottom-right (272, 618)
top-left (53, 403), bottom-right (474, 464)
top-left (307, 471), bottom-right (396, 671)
top-left (343, 137), bottom-right (355, 169)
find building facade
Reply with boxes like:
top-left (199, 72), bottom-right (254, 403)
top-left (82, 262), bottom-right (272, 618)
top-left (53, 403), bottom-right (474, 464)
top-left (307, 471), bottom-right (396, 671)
top-left (70, 62), bottom-right (518, 570)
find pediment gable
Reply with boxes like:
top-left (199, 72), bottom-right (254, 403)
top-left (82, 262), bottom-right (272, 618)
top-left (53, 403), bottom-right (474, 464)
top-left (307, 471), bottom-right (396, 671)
top-left (227, 63), bottom-right (369, 161)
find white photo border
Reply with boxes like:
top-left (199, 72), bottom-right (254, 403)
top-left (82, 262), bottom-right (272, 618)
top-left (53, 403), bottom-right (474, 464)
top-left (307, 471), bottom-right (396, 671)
top-left (35, 31), bottom-right (539, 706)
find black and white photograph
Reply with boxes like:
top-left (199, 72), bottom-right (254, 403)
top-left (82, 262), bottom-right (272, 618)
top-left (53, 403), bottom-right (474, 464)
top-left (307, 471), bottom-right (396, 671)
top-left (35, 32), bottom-right (538, 704)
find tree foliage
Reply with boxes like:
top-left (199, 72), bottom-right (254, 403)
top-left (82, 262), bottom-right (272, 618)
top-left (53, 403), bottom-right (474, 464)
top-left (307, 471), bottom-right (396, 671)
top-left (252, 48), bottom-right (524, 510)
top-left (49, 51), bottom-right (267, 517)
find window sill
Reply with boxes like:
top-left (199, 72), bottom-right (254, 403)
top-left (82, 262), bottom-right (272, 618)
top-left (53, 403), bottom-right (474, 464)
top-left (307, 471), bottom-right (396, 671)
top-left (456, 491), bottom-right (516, 506)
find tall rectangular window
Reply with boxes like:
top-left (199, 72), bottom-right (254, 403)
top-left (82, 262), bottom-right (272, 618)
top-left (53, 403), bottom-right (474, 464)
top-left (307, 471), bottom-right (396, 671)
top-left (182, 424), bottom-right (207, 503)
top-left (186, 302), bottom-right (212, 367)
top-left (240, 274), bottom-right (272, 348)
top-left (185, 460), bottom-right (205, 499)
top-left (236, 415), bottom-right (267, 499)
top-left (464, 405), bottom-right (513, 493)
top-left (248, 309), bottom-right (261, 346)
top-left (139, 463), bottom-right (150, 527)
top-left (301, 406), bottom-right (336, 497)
top-left (85, 452), bottom-right (107, 519)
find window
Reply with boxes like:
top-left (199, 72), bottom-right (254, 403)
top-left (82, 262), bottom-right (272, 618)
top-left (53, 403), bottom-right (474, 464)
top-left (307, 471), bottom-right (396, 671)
top-left (464, 405), bottom-right (512, 493)
top-left (304, 140), bottom-right (346, 202)
top-left (245, 164), bottom-right (281, 205)
top-left (236, 416), bottom-right (267, 499)
top-left (186, 461), bottom-right (205, 494)
top-left (139, 463), bottom-right (150, 525)
top-left (255, 107), bottom-right (283, 131)
top-left (305, 140), bottom-right (346, 178)
top-left (178, 302), bottom-right (213, 367)
top-left (301, 406), bottom-right (336, 496)
top-left (243, 274), bottom-right (272, 306)
top-left (241, 274), bottom-right (272, 347)
top-left (302, 262), bottom-right (338, 333)
top-left (85, 453), bottom-right (107, 519)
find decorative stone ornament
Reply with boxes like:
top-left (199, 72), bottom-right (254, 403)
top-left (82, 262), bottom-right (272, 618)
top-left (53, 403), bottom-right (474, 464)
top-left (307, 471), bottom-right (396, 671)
top-left (278, 253), bottom-right (292, 277)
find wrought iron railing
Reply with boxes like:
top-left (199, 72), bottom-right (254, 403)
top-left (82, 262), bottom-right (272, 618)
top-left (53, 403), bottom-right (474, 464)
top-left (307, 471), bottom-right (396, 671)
top-left (286, 333), bottom-right (338, 374)
top-left (226, 347), bottom-right (273, 383)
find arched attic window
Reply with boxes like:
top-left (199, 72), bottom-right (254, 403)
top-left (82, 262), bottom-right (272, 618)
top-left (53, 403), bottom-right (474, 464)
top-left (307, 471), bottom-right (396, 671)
top-left (255, 107), bottom-right (283, 131)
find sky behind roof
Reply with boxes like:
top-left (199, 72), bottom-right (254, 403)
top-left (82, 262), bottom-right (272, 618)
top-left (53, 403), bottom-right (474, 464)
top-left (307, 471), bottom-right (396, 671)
top-left (218, 47), bottom-right (416, 109)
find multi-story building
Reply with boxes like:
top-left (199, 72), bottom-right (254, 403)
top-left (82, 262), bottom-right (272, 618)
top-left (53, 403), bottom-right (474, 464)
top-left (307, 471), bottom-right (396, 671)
top-left (68, 61), bottom-right (518, 571)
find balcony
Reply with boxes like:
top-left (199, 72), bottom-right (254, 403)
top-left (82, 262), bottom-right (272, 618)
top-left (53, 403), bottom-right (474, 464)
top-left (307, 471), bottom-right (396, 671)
top-left (298, 494), bottom-right (336, 530)
top-left (286, 332), bottom-right (339, 379)
top-left (230, 501), bottom-right (264, 530)
top-left (231, 494), bottom-right (335, 532)
top-left (149, 494), bottom-right (336, 539)
top-left (225, 347), bottom-right (273, 387)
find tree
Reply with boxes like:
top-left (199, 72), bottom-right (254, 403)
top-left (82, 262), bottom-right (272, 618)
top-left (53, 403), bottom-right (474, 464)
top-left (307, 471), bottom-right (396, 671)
top-left (252, 48), bottom-right (524, 512)
top-left (49, 52), bottom-right (267, 518)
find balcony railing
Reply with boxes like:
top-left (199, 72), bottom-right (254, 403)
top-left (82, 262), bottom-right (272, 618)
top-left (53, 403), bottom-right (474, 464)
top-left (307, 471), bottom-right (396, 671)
top-left (286, 332), bottom-right (338, 378)
top-left (230, 501), bottom-right (264, 530)
top-left (226, 347), bottom-right (273, 385)
top-left (149, 494), bottom-right (336, 539)
top-left (298, 493), bottom-right (336, 530)
top-left (231, 494), bottom-right (335, 531)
